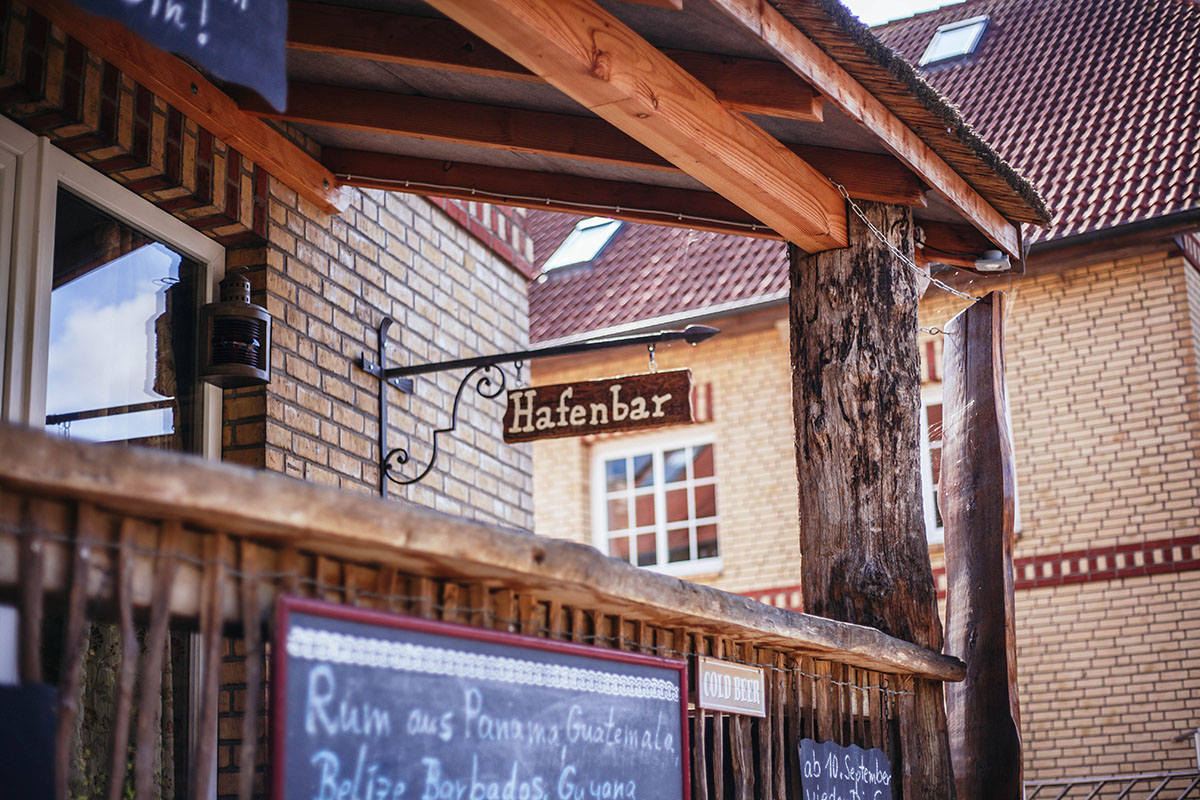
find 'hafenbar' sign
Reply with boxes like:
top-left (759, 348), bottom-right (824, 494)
top-left (503, 370), bottom-right (692, 443)
top-left (695, 657), bottom-right (765, 717)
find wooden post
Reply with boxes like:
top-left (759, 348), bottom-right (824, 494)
top-left (789, 200), bottom-right (955, 797)
top-left (940, 292), bottom-right (1022, 798)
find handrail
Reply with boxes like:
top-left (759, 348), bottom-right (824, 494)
top-left (0, 422), bottom-right (966, 682)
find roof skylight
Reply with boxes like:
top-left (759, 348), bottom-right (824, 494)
top-left (919, 15), bottom-right (988, 66)
top-left (542, 217), bottom-right (622, 271)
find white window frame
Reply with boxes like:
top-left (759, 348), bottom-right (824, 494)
top-left (542, 216), bottom-right (621, 271)
top-left (590, 427), bottom-right (721, 578)
top-left (919, 15), bottom-right (989, 66)
top-left (1, 115), bottom-right (225, 458)
top-left (920, 387), bottom-right (1022, 546)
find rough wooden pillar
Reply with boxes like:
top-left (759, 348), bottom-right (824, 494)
top-left (789, 200), bottom-right (954, 797)
top-left (941, 292), bottom-right (1022, 799)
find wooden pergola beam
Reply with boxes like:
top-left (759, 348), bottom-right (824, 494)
top-left (708, 0), bottom-right (1020, 255)
top-left (239, 82), bottom-right (923, 208)
top-left (421, 0), bottom-right (847, 253)
top-left (323, 148), bottom-right (780, 237)
top-left (34, 0), bottom-right (344, 215)
top-left (287, 1), bottom-right (823, 122)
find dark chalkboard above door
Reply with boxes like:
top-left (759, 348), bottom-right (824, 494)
top-left (272, 596), bottom-right (690, 800)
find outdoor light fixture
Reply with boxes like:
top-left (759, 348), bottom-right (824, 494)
top-left (973, 249), bottom-right (1012, 272)
top-left (198, 268), bottom-right (272, 387)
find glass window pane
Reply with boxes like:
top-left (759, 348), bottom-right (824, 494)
top-left (667, 527), bottom-right (690, 563)
top-left (663, 448), bottom-right (688, 483)
top-left (635, 492), bottom-right (656, 527)
top-left (607, 498), bottom-right (629, 531)
top-left (696, 525), bottom-right (718, 559)
top-left (665, 488), bottom-right (689, 523)
top-left (45, 189), bottom-right (199, 451)
top-left (609, 535), bottom-right (630, 562)
top-left (636, 533), bottom-right (657, 567)
top-left (692, 444), bottom-right (714, 479)
top-left (694, 484), bottom-right (717, 519)
top-left (633, 454), bottom-right (654, 487)
top-left (605, 458), bottom-right (628, 492)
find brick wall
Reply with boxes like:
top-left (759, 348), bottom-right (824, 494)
top-left (259, 181), bottom-right (533, 527)
top-left (532, 245), bottom-right (1200, 779)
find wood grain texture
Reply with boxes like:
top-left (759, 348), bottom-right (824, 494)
top-left (18, 499), bottom-right (46, 683)
top-left (287, 2), bottom-right (816, 120)
top-left (191, 533), bottom-right (228, 800)
top-left (238, 541), bottom-right (265, 800)
top-left (424, 0), bottom-right (847, 253)
top-left (133, 521), bottom-right (180, 800)
top-left (789, 201), bottom-right (955, 795)
top-left (106, 519), bottom-right (139, 800)
top-left (55, 503), bottom-right (92, 800)
top-left (709, 0), bottom-right (1020, 255)
top-left (36, 0), bottom-right (345, 214)
top-left (941, 292), bottom-right (1022, 799)
top-left (0, 422), bottom-right (964, 681)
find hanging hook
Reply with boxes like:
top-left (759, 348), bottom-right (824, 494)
top-left (514, 360), bottom-right (525, 388)
top-left (647, 344), bottom-right (658, 373)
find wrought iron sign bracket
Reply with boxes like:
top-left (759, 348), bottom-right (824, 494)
top-left (357, 318), bottom-right (719, 496)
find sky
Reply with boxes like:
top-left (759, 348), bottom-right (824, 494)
top-left (839, 0), bottom-right (965, 26)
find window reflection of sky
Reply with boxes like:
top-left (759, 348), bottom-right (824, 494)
top-left (46, 242), bottom-right (182, 442)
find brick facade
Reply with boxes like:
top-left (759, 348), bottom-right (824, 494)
top-left (532, 246), bottom-right (1200, 779)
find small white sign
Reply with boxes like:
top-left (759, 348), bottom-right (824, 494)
top-left (696, 656), bottom-right (766, 717)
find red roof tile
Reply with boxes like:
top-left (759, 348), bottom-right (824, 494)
top-left (529, 0), bottom-right (1200, 341)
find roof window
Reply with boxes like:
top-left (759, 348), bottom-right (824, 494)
top-left (919, 15), bottom-right (988, 66)
top-left (542, 217), bottom-right (622, 271)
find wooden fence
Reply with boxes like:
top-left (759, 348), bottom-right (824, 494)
top-left (0, 424), bottom-right (963, 799)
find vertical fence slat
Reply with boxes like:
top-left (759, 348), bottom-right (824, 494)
top-left (106, 519), bottom-right (139, 800)
top-left (755, 647), bottom-right (773, 800)
top-left (415, 577), bottom-right (436, 619)
top-left (191, 532), bottom-right (228, 800)
top-left (442, 582), bottom-right (462, 623)
top-left (689, 630), bottom-right (708, 800)
top-left (730, 643), bottom-right (754, 800)
top-left (772, 652), bottom-right (786, 800)
top-left (133, 520), bottom-right (181, 800)
top-left (711, 638), bottom-right (725, 800)
top-left (519, 593), bottom-right (537, 636)
top-left (468, 584), bottom-right (487, 627)
top-left (493, 588), bottom-right (515, 632)
top-left (55, 502), bottom-right (92, 800)
top-left (870, 673), bottom-right (885, 752)
top-left (547, 599), bottom-right (564, 640)
top-left (280, 546), bottom-right (302, 596)
top-left (378, 566), bottom-right (400, 613)
top-left (18, 499), bottom-right (47, 683)
top-left (238, 540), bottom-right (264, 800)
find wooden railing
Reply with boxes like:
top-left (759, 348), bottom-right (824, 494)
top-left (0, 424), bottom-right (963, 799)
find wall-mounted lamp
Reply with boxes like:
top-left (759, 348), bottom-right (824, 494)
top-left (198, 268), bottom-right (272, 388)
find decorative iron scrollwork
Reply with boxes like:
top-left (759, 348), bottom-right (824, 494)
top-left (382, 364), bottom-right (506, 487)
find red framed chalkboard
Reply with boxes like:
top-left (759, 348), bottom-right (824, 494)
top-left (272, 596), bottom-right (691, 800)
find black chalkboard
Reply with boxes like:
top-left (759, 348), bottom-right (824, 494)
top-left (72, 0), bottom-right (287, 111)
top-left (798, 738), bottom-right (892, 800)
top-left (273, 596), bottom-right (690, 800)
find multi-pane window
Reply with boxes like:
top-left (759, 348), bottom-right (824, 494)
top-left (594, 438), bottom-right (719, 575)
top-left (919, 15), bottom-right (989, 65)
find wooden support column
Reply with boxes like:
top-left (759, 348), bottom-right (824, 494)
top-left (940, 292), bottom-right (1022, 799)
top-left (789, 200), bottom-right (955, 797)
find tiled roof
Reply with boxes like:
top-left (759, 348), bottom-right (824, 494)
top-left (527, 216), bottom-right (786, 343)
top-left (875, 0), bottom-right (1200, 244)
top-left (529, 0), bottom-right (1200, 341)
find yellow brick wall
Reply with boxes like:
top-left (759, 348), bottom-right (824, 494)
top-left (263, 182), bottom-right (534, 529)
top-left (533, 247), bottom-right (1200, 779)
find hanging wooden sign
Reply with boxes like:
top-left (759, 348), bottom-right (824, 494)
top-left (503, 370), bottom-right (693, 443)
top-left (695, 657), bottom-right (765, 717)
top-left (272, 596), bottom-right (690, 800)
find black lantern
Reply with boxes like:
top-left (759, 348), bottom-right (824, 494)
top-left (198, 268), bottom-right (271, 388)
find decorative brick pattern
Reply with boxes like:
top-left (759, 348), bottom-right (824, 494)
top-left (429, 197), bottom-right (534, 277)
top-left (0, 3), bottom-right (262, 246)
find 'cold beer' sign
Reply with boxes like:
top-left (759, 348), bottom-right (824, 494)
top-left (503, 370), bottom-right (693, 443)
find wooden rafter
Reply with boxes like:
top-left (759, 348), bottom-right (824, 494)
top-left (238, 83), bottom-right (921, 207)
top-left (287, 2), bottom-right (822, 122)
top-left (34, 0), bottom-right (344, 215)
top-left (421, 0), bottom-right (847, 253)
top-left (707, 0), bottom-right (1020, 255)
top-left (323, 148), bottom-right (779, 238)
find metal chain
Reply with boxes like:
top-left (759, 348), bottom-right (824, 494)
top-left (834, 183), bottom-right (982, 304)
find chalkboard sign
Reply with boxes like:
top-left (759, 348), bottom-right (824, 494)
top-left (71, 0), bottom-right (287, 110)
top-left (798, 739), bottom-right (892, 800)
top-left (272, 596), bottom-right (690, 800)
